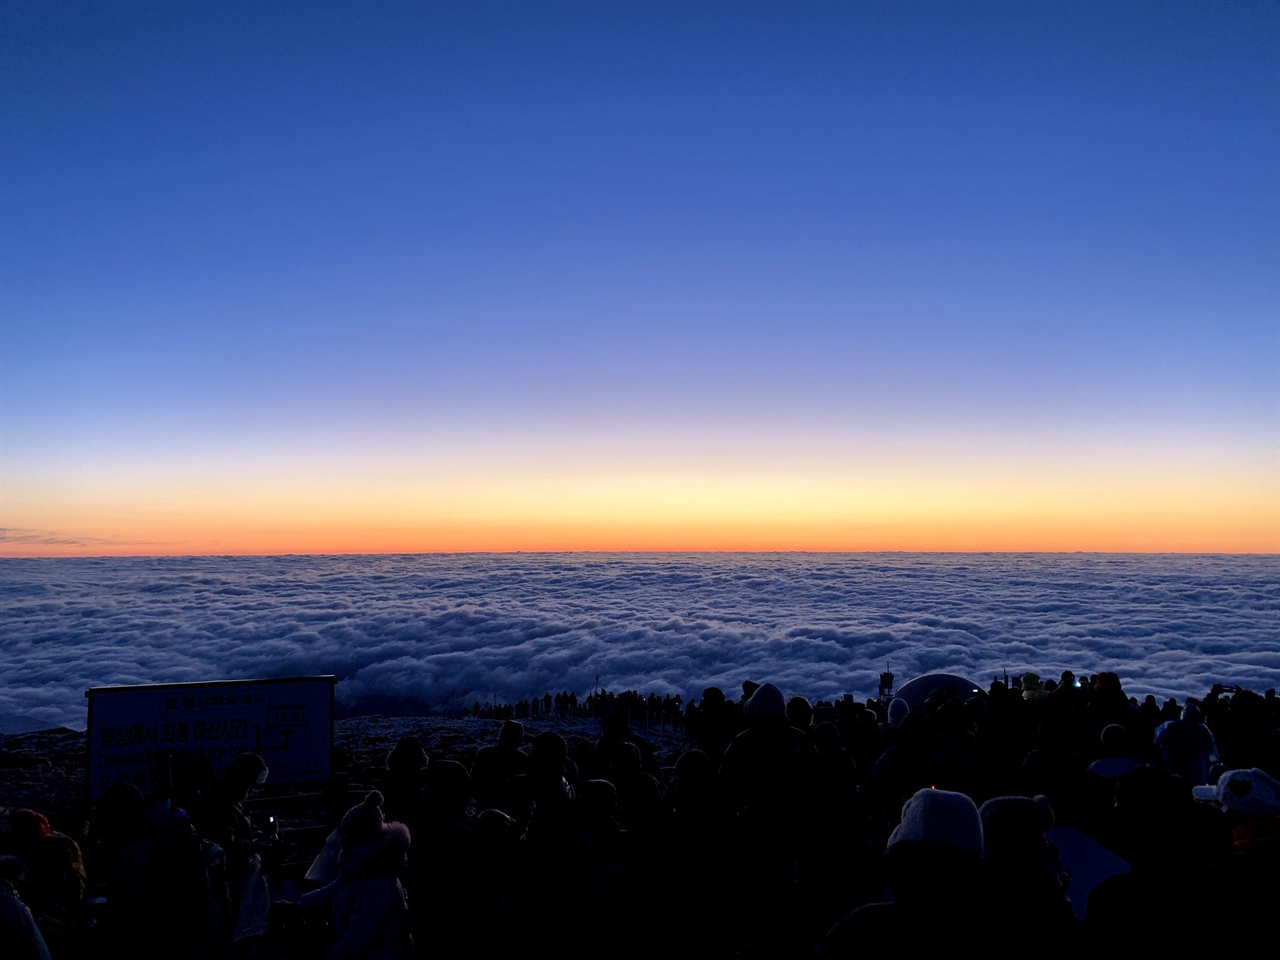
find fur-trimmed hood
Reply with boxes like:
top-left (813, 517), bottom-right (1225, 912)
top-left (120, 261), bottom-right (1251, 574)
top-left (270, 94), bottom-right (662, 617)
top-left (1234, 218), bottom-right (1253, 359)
top-left (339, 821), bottom-right (410, 881)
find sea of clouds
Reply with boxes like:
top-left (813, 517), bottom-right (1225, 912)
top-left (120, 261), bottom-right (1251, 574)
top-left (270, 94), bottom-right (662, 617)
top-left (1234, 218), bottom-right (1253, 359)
top-left (1, 553), bottom-right (1277, 730)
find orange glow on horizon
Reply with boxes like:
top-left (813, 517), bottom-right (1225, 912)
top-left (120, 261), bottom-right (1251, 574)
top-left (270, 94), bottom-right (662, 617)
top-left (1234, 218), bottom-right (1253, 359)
top-left (4, 451), bottom-right (1276, 557)
top-left (4, 504), bottom-right (1276, 557)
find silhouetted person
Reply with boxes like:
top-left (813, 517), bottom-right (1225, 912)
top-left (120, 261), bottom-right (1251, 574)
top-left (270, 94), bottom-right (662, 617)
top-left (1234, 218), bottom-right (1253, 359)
top-left (407, 761), bottom-right (473, 958)
top-left (194, 753), bottom-right (268, 863)
top-left (1154, 703), bottom-right (1218, 786)
top-left (692, 686), bottom-right (740, 762)
top-left (719, 682), bottom-right (819, 957)
top-left (299, 790), bottom-right (412, 959)
top-left (1192, 767), bottom-right (1280, 938)
top-left (6, 809), bottom-right (85, 957)
top-left (470, 721), bottom-right (526, 814)
top-left (378, 738), bottom-right (429, 832)
top-left (1087, 766), bottom-right (1231, 948)
top-left (820, 788), bottom-right (991, 954)
top-left (786, 695), bottom-right (814, 733)
top-left (980, 795), bottom-right (1077, 930)
top-left (0, 856), bottom-right (53, 960)
top-left (193, 752), bottom-right (271, 943)
top-left (509, 731), bottom-right (576, 847)
top-left (583, 710), bottom-right (662, 783)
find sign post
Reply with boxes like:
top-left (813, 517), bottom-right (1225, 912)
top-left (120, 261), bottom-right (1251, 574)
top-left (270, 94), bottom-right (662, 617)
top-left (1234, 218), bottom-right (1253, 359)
top-left (85, 676), bottom-right (336, 799)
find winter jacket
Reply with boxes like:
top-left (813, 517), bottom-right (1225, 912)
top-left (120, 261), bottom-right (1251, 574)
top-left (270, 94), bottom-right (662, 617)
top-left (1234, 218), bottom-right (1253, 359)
top-left (302, 822), bottom-right (412, 960)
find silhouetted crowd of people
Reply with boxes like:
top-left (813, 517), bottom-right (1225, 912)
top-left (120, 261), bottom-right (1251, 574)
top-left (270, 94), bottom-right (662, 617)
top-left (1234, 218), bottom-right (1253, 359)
top-left (2, 672), bottom-right (1278, 958)
top-left (462, 688), bottom-right (684, 731)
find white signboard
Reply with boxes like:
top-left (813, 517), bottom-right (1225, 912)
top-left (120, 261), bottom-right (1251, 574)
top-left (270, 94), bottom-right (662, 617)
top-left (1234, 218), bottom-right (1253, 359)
top-left (86, 676), bottom-right (335, 799)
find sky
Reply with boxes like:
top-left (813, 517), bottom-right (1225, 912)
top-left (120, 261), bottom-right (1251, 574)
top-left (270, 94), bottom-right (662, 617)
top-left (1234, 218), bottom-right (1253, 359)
top-left (2, 0), bottom-right (1277, 555)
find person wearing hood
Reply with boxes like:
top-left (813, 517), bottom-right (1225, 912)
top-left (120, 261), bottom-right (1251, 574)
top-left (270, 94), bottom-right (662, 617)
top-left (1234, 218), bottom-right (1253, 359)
top-left (718, 682), bottom-right (820, 956)
top-left (884, 697), bottom-right (910, 734)
top-left (300, 790), bottom-right (412, 960)
top-left (819, 787), bottom-right (992, 954)
top-left (1020, 673), bottom-right (1049, 705)
top-left (719, 682), bottom-right (820, 829)
top-left (1153, 702), bottom-right (1218, 786)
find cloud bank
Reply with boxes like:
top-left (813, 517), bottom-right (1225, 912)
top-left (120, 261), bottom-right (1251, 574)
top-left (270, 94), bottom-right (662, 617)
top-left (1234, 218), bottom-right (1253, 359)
top-left (1, 553), bottom-right (1276, 729)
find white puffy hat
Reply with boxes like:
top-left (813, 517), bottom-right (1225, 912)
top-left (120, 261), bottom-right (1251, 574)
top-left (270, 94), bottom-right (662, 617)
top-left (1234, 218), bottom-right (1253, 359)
top-left (1192, 768), bottom-right (1280, 816)
top-left (888, 788), bottom-right (984, 858)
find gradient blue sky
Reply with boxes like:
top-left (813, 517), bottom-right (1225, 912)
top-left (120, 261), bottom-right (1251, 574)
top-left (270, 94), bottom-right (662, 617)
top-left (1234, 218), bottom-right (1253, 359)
top-left (2, 1), bottom-right (1277, 553)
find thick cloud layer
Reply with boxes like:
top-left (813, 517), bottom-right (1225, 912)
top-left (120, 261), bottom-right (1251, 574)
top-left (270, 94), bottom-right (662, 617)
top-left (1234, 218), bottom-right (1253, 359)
top-left (1, 553), bottom-right (1276, 730)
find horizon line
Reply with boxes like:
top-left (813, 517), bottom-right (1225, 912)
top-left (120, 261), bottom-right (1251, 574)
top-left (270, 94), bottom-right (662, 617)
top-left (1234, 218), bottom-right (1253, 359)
top-left (3, 548), bottom-right (1278, 560)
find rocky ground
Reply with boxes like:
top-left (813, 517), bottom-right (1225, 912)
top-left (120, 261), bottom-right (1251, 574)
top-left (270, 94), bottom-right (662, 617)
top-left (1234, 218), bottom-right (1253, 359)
top-left (0, 726), bottom-right (87, 820)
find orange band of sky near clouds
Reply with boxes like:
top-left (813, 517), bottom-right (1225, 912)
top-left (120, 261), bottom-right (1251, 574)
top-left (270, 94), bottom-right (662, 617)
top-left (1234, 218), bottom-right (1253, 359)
top-left (4, 452), bottom-right (1276, 556)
